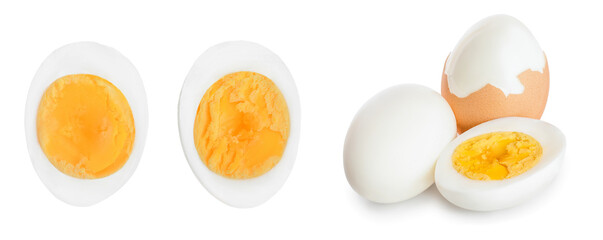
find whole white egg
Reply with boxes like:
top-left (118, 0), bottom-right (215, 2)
top-left (344, 84), bottom-right (457, 203)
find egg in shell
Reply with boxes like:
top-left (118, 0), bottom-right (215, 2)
top-left (442, 15), bottom-right (549, 133)
top-left (24, 42), bottom-right (148, 206)
top-left (178, 41), bottom-right (301, 208)
top-left (435, 117), bottom-right (565, 211)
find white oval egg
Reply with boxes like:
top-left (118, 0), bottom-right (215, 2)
top-left (435, 117), bottom-right (565, 211)
top-left (178, 41), bottom-right (301, 208)
top-left (24, 42), bottom-right (148, 206)
top-left (344, 84), bottom-right (457, 203)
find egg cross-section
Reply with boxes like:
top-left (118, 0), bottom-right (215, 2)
top-left (435, 117), bottom-right (565, 211)
top-left (25, 42), bottom-right (149, 206)
top-left (178, 41), bottom-right (301, 208)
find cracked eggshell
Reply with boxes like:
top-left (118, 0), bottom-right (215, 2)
top-left (442, 15), bottom-right (549, 133)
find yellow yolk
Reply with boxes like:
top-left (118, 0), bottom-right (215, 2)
top-left (194, 71), bottom-right (290, 179)
top-left (37, 74), bottom-right (135, 179)
top-left (452, 131), bottom-right (543, 180)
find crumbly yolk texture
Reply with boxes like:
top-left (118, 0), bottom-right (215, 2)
top-left (194, 71), bottom-right (290, 179)
top-left (452, 131), bottom-right (542, 180)
top-left (37, 74), bottom-right (135, 179)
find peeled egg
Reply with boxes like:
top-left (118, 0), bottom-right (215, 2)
top-left (344, 84), bottom-right (457, 203)
top-left (178, 41), bottom-right (300, 208)
top-left (442, 15), bottom-right (549, 133)
top-left (24, 42), bottom-right (148, 206)
top-left (435, 117), bottom-right (565, 211)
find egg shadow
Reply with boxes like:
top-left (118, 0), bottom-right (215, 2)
top-left (350, 185), bottom-right (496, 221)
top-left (351, 172), bottom-right (564, 222)
top-left (351, 185), bottom-right (452, 216)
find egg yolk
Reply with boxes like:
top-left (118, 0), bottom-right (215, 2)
top-left (37, 74), bottom-right (135, 179)
top-left (194, 71), bottom-right (290, 179)
top-left (452, 131), bottom-right (542, 180)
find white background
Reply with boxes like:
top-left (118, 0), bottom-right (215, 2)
top-left (1, 0), bottom-right (601, 239)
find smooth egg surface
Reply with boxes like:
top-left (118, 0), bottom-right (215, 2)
top-left (344, 84), bottom-right (457, 203)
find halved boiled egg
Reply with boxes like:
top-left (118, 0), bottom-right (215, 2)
top-left (178, 41), bottom-right (300, 208)
top-left (435, 117), bottom-right (565, 211)
top-left (24, 42), bottom-right (148, 206)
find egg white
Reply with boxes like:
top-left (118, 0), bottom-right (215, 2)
top-left (435, 117), bottom-right (565, 211)
top-left (24, 42), bottom-right (149, 206)
top-left (178, 41), bottom-right (301, 208)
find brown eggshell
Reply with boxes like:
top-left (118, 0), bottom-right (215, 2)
top-left (441, 56), bottom-right (549, 133)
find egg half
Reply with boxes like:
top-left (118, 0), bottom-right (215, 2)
top-left (442, 15), bottom-right (549, 133)
top-left (344, 84), bottom-right (457, 203)
top-left (178, 41), bottom-right (301, 208)
top-left (24, 42), bottom-right (148, 206)
top-left (435, 117), bottom-right (565, 211)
